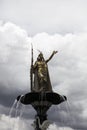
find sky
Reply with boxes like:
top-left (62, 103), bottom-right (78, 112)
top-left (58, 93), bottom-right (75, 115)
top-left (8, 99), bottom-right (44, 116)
top-left (0, 0), bottom-right (87, 130)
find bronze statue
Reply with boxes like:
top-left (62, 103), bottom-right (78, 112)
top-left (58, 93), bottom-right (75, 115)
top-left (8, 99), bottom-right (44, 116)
top-left (17, 48), bottom-right (67, 130)
top-left (31, 51), bottom-right (58, 92)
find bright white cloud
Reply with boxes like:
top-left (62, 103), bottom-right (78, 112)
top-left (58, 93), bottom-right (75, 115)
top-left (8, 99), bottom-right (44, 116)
top-left (0, 114), bottom-right (34, 130)
top-left (0, 22), bottom-right (31, 91)
top-left (48, 123), bottom-right (74, 130)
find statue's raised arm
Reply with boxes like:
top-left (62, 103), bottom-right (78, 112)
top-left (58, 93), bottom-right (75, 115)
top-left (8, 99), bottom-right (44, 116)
top-left (46, 51), bottom-right (58, 63)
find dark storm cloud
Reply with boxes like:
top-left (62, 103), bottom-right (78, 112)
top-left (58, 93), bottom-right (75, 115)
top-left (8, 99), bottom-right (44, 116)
top-left (48, 101), bottom-right (87, 130)
top-left (0, 83), bottom-right (24, 107)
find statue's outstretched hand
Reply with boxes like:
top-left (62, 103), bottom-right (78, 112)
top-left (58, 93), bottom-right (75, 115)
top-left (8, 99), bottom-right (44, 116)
top-left (53, 51), bottom-right (58, 55)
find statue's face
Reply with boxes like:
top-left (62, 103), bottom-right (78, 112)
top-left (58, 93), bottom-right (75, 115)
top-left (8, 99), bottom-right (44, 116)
top-left (37, 53), bottom-right (44, 61)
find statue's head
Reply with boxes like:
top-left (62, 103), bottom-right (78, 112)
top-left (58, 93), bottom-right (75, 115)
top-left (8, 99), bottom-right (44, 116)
top-left (37, 52), bottom-right (44, 61)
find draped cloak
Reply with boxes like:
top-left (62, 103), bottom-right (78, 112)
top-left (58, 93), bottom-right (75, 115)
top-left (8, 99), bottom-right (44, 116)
top-left (32, 61), bottom-right (52, 92)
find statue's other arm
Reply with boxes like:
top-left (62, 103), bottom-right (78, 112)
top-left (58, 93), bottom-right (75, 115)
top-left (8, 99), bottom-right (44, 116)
top-left (46, 51), bottom-right (58, 63)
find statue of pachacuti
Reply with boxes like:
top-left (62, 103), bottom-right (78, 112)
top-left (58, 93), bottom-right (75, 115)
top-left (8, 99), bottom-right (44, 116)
top-left (17, 47), bottom-right (67, 130)
top-left (31, 50), bottom-right (58, 92)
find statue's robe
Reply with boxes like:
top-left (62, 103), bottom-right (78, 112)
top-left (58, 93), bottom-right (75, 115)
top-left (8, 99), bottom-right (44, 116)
top-left (33, 62), bottom-right (52, 92)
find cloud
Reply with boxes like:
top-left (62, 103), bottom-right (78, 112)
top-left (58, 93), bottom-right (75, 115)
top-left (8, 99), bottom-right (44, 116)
top-left (48, 123), bottom-right (74, 130)
top-left (0, 22), bottom-right (87, 129)
top-left (0, 21), bottom-right (30, 88)
top-left (0, 0), bottom-right (87, 35)
top-left (0, 22), bottom-right (31, 108)
top-left (0, 114), bottom-right (34, 130)
top-left (0, 114), bottom-right (74, 130)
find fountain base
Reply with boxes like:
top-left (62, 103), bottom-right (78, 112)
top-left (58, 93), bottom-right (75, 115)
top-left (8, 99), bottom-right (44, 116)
top-left (17, 92), bottom-right (67, 129)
